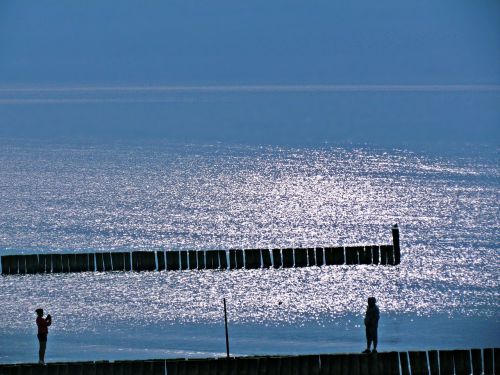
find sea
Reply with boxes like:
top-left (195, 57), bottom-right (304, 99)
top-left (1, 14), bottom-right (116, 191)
top-left (0, 138), bottom-right (498, 363)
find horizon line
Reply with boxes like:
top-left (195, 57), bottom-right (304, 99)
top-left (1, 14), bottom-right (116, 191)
top-left (1, 84), bottom-right (500, 93)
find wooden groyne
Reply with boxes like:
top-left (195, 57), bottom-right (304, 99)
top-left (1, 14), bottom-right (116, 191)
top-left (0, 244), bottom-right (400, 275)
top-left (0, 348), bottom-right (497, 375)
top-left (1, 227), bottom-right (401, 275)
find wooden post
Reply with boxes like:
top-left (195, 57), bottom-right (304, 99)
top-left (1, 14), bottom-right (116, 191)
top-left (379, 246), bottom-right (389, 265)
top-left (37, 254), bottom-right (49, 273)
top-left (324, 247), bottom-right (334, 265)
top-left (332, 246), bottom-right (345, 265)
top-left (387, 352), bottom-right (401, 375)
top-left (179, 251), bottom-right (189, 270)
top-left (188, 251), bottom-right (197, 270)
top-left (131, 251), bottom-right (139, 271)
top-left (217, 357), bottom-right (231, 375)
top-left (392, 223), bottom-right (401, 264)
top-left (375, 352), bottom-right (398, 375)
top-left (25, 255), bottom-right (38, 274)
top-left (228, 250), bottom-right (237, 270)
top-left (261, 249), bottom-right (272, 268)
top-left (282, 248), bottom-right (294, 268)
top-left (302, 355), bottom-right (320, 375)
top-left (218, 250), bottom-right (228, 270)
top-left (359, 353), bottom-right (369, 375)
top-left (345, 247), bottom-right (357, 265)
top-left (235, 249), bottom-right (244, 269)
top-left (198, 250), bottom-right (206, 270)
top-left (223, 298), bottom-right (230, 359)
top-left (361, 246), bottom-right (372, 265)
top-left (483, 348), bottom-right (493, 375)
top-left (134, 251), bottom-right (153, 272)
top-left (17, 255), bottom-right (27, 274)
top-left (494, 348), bottom-right (499, 375)
top-left (67, 362), bottom-right (85, 375)
top-left (346, 354), bottom-right (360, 375)
top-left (471, 348), bottom-right (482, 375)
top-left (89, 253), bottom-right (96, 271)
top-left (75, 253), bottom-right (88, 272)
top-left (184, 359), bottom-right (203, 375)
top-left (428, 350), bottom-right (439, 375)
top-left (409, 351), bottom-right (429, 375)
top-left (319, 354), bottom-right (335, 375)
top-left (307, 248), bottom-right (316, 266)
top-left (112, 360), bottom-right (126, 375)
top-left (122, 252), bottom-right (130, 271)
top-left (256, 357), bottom-right (268, 375)
top-left (272, 249), bottom-right (282, 269)
top-left (453, 349), bottom-right (471, 375)
top-left (354, 246), bottom-right (364, 265)
top-left (367, 353), bottom-right (380, 375)
top-left (61, 254), bottom-right (72, 273)
top-left (96, 253), bottom-right (105, 272)
top-left (68, 254), bottom-right (78, 272)
top-left (129, 361), bottom-right (143, 375)
top-left (315, 247), bottom-right (324, 266)
top-left (52, 254), bottom-right (63, 273)
top-left (156, 251), bottom-right (165, 271)
top-left (244, 249), bottom-right (260, 269)
top-left (386, 245), bottom-right (395, 265)
top-left (111, 252), bottom-right (125, 271)
top-left (294, 248), bottom-right (307, 267)
top-left (166, 250), bottom-right (178, 271)
top-left (439, 350), bottom-right (454, 375)
top-left (204, 250), bottom-right (217, 269)
top-left (399, 352), bottom-right (410, 375)
top-left (152, 360), bottom-right (166, 375)
top-left (10, 255), bottom-right (19, 274)
top-left (372, 246), bottom-right (380, 265)
top-left (165, 361), bottom-right (180, 375)
top-left (102, 252), bottom-right (112, 271)
top-left (280, 356), bottom-right (293, 375)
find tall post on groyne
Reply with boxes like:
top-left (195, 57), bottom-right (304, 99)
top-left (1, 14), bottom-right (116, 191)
top-left (392, 223), bottom-right (401, 265)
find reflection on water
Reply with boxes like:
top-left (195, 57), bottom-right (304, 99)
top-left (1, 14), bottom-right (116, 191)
top-left (1, 263), bottom-right (497, 334)
top-left (0, 140), bottom-right (498, 361)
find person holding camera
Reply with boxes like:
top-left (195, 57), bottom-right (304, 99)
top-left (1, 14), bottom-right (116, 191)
top-left (35, 308), bottom-right (52, 364)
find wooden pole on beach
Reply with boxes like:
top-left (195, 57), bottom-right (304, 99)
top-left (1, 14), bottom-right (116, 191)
top-left (392, 223), bottom-right (401, 264)
top-left (223, 298), bottom-right (230, 359)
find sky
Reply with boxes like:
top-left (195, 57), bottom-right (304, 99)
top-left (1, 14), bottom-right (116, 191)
top-left (0, 0), bottom-right (499, 145)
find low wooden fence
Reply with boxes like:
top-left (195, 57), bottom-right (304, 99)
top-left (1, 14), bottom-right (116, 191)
top-left (0, 244), bottom-right (400, 275)
top-left (1, 227), bottom-right (402, 275)
top-left (0, 348), bottom-right (497, 375)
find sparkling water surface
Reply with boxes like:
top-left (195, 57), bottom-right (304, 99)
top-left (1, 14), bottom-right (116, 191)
top-left (0, 139), bottom-right (498, 363)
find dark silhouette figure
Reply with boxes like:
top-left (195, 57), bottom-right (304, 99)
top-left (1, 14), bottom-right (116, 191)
top-left (362, 297), bottom-right (379, 353)
top-left (35, 308), bottom-right (52, 364)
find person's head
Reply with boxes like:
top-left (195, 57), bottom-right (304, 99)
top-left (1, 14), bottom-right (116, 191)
top-left (367, 297), bottom-right (376, 307)
top-left (35, 308), bottom-right (43, 317)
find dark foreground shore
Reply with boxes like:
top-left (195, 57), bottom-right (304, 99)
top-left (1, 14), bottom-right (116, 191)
top-left (0, 348), bottom-right (498, 375)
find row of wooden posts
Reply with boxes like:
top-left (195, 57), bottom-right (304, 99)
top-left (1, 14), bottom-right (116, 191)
top-left (0, 348), bottom-right (497, 375)
top-left (0, 244), bottom-right (400, 275)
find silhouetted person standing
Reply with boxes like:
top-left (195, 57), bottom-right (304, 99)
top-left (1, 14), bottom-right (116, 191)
top-left (362, 297), bottom-right (379, 353)
top-left (35, 308), bottom-right (52, 364)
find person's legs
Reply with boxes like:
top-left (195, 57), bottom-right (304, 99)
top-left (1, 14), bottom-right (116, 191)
top-left (363, 327), bottom-right (372, 353)
top-left (372, 329), bottom-right (378, 352)
top-left (39, 340), bottom-right (46, 362)
top-left (37, 334), bottom-right (47, 363)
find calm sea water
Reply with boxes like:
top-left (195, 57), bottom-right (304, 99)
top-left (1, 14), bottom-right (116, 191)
top-left (0, 139), bottom-right (498, 363)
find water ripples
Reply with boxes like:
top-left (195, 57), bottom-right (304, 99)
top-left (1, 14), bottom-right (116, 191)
top-left (0, 140), bottom-right (498, 335)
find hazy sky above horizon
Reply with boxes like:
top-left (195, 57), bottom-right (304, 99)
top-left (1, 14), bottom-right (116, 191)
top-left (0, 0), bottom-right (499, 145)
